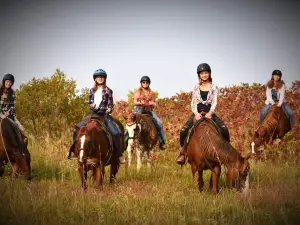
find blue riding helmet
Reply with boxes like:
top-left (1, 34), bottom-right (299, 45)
top-left (93, 69), bottom-right (107, 80)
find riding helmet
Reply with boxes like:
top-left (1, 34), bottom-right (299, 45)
top-left (2, 73), bottom-right (15, 86)
top-left (93, 69), bottom-right (107, 80)
top-left (140, 76), bottom-right (151, 84)
top-left (197, 63), bottom-right (211, 74)
top-left (272, 69), bottom-right (282, 79)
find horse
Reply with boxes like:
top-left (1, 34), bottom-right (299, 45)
top-left (251, 105), bottom-right (291, 158)
top-left (73, 116), bottom-right (123, 191)
top-left (184, 117), bottom-right (250, 194)
top-left (0, 118), bottom-right (31, 180)
top-left (125, 112), bottom-right (158, 171)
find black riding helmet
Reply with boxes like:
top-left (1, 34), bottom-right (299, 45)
top-left (197, 63), bottom-right (211, 75)
top-left (2, 73), bottom-right (15, 86)
top-left (140, 76), bottom-right (151, 84)
top-left (272, 69), bottom-right (282, 80)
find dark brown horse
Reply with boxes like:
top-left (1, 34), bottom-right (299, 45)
top-left (125, 113), bottom-right (158, 171)
top-left (251, 105), bottom-right (291, 157)
top-left (74, 116), bottom-right (124, 191)
top-left (0, 118), bottom-right (31, 180)
top-left (185, 117), bottom-right (250, 194)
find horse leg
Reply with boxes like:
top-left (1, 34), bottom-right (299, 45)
top-left (136, 147), bottom-right (142, 172)
top-left (127, 140), bottom-right (133, 168)
top-left (11, 163), bottom-right (19, 178)
top-left (78, 164), bottom-right (88, 192)
top-left (94, 166), bottom-right (104, 190)
top-left (147, 150), bottom-right (154, 169)
top-left (226, 167), bottom-right (236, 189)
top-left (110, 158), bottom-right (118, 184)
top-left (209, 165), bottom-right (221, 194)
top-left (0, 164), bottom-right (4, 177)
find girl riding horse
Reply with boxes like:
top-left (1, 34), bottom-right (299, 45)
top-left (259, 69), bottom-right (294, 127)
top-left (176, 63), bottom-right (230, 165)
top-left (68, 69), bottom-right (126, 164)
top-left (125, 76), bottom-right (166, 150)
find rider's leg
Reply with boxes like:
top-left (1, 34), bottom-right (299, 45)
top-left (212, 114), bottom-right (230, 142)
top-left (282, 103), bottom-right (295, 126)
top-left (260, 104), bottom-right (271, 124)
top-left (149, 111), bottom-right (166, 150)
top-left (176, 114), bottom-right (194, 165)
top-left (106, 115), bottom-right (126, 164)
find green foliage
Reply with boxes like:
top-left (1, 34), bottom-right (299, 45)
top-left (16, 69), bottom-right (89, 139)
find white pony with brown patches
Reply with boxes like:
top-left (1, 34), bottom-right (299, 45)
top-left (125, 113), bottom-right (158, 171)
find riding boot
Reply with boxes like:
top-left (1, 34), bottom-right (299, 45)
top-left (212, 114), bottom-right (230, 142)
top-left (67, 141), bottom-right (76, 160)
top-left (176, 147), bottom-right (186, 165)
top-left (158, 134), bottom-right (166, 150)
top-left (67, 128), bottom-right (78, 160)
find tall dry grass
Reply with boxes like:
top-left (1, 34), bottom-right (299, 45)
top-left (1, 135), bottom-right (300, 225)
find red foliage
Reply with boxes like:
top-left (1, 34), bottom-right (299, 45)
top-left (112, 82), bottom-right (300, 152)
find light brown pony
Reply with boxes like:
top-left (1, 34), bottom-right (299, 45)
top-left (0, 118), bottom-right (31, 180)
top-left (251, 105), bottom-right (291, 157)
top-left (74, 116), bottom-right (124, 191)
top-left (185, 117), bottom-right (250, 194)
top-left (125, 113), bottom-right (158, 171)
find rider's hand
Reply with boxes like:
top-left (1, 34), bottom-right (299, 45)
top-left (194, 113), bottom-right (202, 121)
top-left (106, 108), bottom-right (112, 114)
top-left (205, 112), bottom-right (212, 119)
top-left (277, 103), bottom-right (282, 107)
top-left (90, 103), bottom-right (96, 109)
top-left (135, 101), bottom-right (143, 106)
top-left (0, 114), bottom-right (6, 119)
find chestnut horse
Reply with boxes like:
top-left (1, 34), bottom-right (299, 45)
top-left (251, 105), bottom-right (291, 157)
top-left (185, 117), bottom-right (250, 194)
top-left (125, 113), bottom-right (158, 171)
top-left (0, 118), bottom-right (31, 180)
top-left (74, 116), bottom-right (124, 191)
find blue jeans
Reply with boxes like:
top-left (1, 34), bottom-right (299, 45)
top-left (282, 103), bottom-right (295, 125)
top-left (148, 111), bottom-right (166, 145)
top-left (259, 105), bottom-right (271, 124)
top-left (260, 103), bottom-right (294, 125)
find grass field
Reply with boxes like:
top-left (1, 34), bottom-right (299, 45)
top-left (1, 137), bottom-right (300, 225)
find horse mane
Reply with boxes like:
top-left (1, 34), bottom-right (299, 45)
top-left (259, 106), bottom-right (280, 136)
top-left (194, 119), bottom-right (241, 164)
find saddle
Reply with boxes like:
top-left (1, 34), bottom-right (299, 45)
top-left (87, 115), bottom-right (114, 152)
top-left (185, 116), bottom-right (223, 147)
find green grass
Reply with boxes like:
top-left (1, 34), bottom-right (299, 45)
top-left (1, 138), bottom-right (300, 225)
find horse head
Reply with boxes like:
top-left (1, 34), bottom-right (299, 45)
top-left (125, 113), bottom-right (142, 142)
